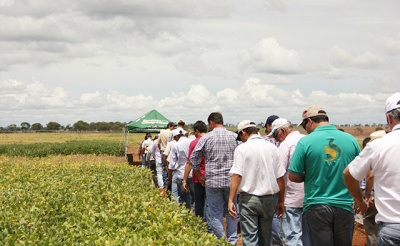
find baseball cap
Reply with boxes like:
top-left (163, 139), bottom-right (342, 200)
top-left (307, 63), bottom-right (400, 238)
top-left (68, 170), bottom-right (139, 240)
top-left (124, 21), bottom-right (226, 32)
top-left (267, 118), bottom-right (289, 137)
top-left (385, 92), bottom-right (400, 113)
top-left (172, 129), bottom-right (184, 137)
top-left (236, 120), bottom-right (257, 140)
top-left (167, 122), bottom-right (176, 127)
top-left (265, 115), bottom-right (279, 127)
top-left (178, 119), bottom-right (185, 125)
top-left (298, 104), bottom-right (327, 127)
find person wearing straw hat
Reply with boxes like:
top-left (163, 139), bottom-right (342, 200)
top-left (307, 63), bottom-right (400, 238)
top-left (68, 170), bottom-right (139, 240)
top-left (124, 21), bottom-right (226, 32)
top-left (228, 120), bottom-right (285, 246)
top-left (289, 105), bottom-right (361, 246)
top-left (344, 92), bottom-right (400, 246)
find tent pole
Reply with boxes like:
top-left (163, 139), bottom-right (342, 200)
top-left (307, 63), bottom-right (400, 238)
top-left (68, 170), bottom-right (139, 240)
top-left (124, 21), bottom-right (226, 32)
top-left (124, 130), bottom-right (128, 160)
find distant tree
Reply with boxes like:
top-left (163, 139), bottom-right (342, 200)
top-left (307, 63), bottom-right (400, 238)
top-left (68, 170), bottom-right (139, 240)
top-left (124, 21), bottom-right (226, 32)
top-left (0, 127), bottom-right (4, 133)
top-left (21, 122), bottom-right (31, 130)
top-left (46, 121), bottom-right (61, 131)
top-left (31, 123), bottom-right (44, 131)
top-left (364, 124), bottom-right (370, 127)
top-left (73, 120), bottom-right (89, 131)
top-left (7, 124), bottom-right (17, 131)
top-left (375, 127), bottom-right (384, 131)
top-left (356, 127), bottom-right (364, 134)
top-left (65, 124), bottom-right (72, 130)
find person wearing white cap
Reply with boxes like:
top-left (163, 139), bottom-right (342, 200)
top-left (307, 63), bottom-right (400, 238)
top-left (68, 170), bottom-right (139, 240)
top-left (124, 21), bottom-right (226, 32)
top-left (228, 120), bottom-right (285, 246)
top-left (344, 92), bottom-right (400, 246)
top-left (289, 104), bottom-right (361, 246)
top-left (168, 128), bottom-right (194, 209)
top-left (269, 118), bottom-right (309, 246)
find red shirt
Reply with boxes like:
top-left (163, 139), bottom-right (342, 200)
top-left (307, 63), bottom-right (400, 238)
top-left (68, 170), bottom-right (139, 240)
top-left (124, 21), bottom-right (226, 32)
top-left (188, 136), bottom-right (205, 183)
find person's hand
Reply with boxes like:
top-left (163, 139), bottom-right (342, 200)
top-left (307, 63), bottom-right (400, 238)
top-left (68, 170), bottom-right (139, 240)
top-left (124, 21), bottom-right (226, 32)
top-left (182, 182), bottom-right (188, 193)
top-left (162, 166), bottom-right (167, 172)
top-left (275, 201), bottom-right (285, 219)
top-left (166, 179), bottom-right (172, 187)
top-left (198, 175), bottom-right (205, 187)
top-left (228, 201), bottom-right (237, 220)
top-left (365, 197), bottom-right (375, 210)
top-left (353, 198), bottom-right (368, 215)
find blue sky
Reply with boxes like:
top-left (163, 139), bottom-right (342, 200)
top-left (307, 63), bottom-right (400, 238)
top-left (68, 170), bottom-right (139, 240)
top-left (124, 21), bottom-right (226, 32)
top-left (1, 0), bottom-right (400, 127)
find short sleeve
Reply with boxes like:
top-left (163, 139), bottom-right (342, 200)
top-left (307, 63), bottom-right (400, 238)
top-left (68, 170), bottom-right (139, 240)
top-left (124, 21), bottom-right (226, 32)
top-left (289, 141), bottom-right (306, 175)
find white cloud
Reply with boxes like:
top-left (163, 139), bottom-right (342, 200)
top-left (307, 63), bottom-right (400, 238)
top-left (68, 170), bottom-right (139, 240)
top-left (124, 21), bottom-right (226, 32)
top-left (327, 45), bottom-right (384, 69)
top-left (1, 78), bottom-right (392, 127)
top-left (382, 34), bottom-right (400, 55)
top-left (238, 38), bottom-right (305, 74)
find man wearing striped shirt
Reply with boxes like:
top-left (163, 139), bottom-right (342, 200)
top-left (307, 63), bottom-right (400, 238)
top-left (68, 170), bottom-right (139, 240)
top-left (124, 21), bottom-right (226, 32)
top-left (190, 112), bottom-right (239, 245)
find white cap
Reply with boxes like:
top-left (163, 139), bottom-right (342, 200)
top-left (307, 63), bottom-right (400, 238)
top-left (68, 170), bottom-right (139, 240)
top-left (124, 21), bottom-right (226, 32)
top-left (172, 129), bottom-right (185, 137)
top-left (267, 118), bottom-right (289, 137)
top-left (386, 92), bottom-right (400, 113)
top-left (237, 120), bottom-right (257, 132)
top-left (370, 130), bottom-right (386, 141)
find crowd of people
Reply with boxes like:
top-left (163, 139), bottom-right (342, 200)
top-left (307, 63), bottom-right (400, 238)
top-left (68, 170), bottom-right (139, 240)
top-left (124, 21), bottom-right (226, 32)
top-left (138, 92), bottom-right (400, 246)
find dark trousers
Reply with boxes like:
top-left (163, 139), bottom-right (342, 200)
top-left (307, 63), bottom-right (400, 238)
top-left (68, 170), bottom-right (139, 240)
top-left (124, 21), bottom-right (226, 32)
top-left (194, 182), bottom-right (206, 218)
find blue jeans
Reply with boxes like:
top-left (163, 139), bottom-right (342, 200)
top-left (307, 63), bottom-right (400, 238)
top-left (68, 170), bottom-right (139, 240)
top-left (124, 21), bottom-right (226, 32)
top-left (281, 207), bottom-right (309, 246)
top-left (303, 204), bottom-right (354, 246)
top-left (272, 193), bottom-right (283, 246)
top-left (176, 178), bottom-right (194, 210)
top-left (206, 187), bottom-right (239, 245)
top-left (377, 223), bottom-right (400, 246)
top-left (239, 194), bottom-right (274, 246)
top-left (141, 154), bottom-right (146, 168)
top-left (171, 172), bottom-right (179, 203)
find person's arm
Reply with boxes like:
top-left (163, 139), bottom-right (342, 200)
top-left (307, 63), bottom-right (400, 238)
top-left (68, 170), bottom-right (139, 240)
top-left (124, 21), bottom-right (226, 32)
top-left (364, 172), bottom-right (375, 209)
top-left (228, 174), bottom-right (242, 220)
top-left (182, 160), bottom-right (191, 192)
top-left (343, 166), bottom-right (368, 215)
top-left (289, 172), bottom-right (304, 183)
top-left (275, 176), bottom-right (285, 219)
top-left (167, 168), bottom-right (174, 187)
top-left (193, 169), bottom-right (205, 187)
top-left (364, 171), bottom-right (374, 199)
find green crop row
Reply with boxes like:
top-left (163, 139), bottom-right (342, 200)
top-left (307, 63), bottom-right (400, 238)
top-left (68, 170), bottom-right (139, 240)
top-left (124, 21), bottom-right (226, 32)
top-left (0, 156), bottom-right (226, 245)
top-left (0, 141), bottom-right (125, 157)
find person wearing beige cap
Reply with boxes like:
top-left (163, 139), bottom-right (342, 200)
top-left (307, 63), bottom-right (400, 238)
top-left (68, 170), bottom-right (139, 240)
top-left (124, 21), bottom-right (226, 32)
top-left (360, 130), bottom-right (385, 246)
top-left (228, 120), bottom-right (285, 246)
top-left (288, 104), bottom-right (361, 246)
top-left (344, 92), bottom-right (400, 245)
top-left (269, 118), bottom-right (309, 246)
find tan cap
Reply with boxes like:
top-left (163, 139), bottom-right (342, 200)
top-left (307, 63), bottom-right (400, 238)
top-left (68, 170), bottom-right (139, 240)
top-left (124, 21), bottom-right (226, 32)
top-left (267, 118), bottom-right (289, 137)
top-left (298, 104), bottom-right (327, 127)
top-left (370, 130), bottom-right (386, 141)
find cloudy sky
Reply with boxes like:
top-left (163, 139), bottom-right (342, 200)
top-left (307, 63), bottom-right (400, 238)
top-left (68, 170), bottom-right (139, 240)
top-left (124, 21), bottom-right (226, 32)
top-left (1, 0), bottom-right (400, 128)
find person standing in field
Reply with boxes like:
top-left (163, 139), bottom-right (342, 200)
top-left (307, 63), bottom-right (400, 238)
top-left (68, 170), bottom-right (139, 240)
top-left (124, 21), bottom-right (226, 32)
top-left (159, 122), bottom-right (176, 189)
top-left (168, 128), bottom-right (194, 209)
top-left (344, 92), bottom-right (400, 246)
top-left (269, 118), bottom-right (309, 246)
top-left (141, 133), bottom-right (153, 169)
top-left (228, 120), bottom-right (285, 246)
top-left (289, 105), bottom-right (361, 246)
top-left (190, 112), bottom-right (239, 245)
top-left (264, 114), bottom-right (284, 246)
top-left (183, 120), bottom-right (208, 219)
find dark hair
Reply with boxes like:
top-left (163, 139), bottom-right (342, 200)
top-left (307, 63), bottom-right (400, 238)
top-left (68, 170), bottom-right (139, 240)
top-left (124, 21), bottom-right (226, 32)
top-left (146, 133), bottom-right (152, 139)
top-left (193, 120), bottom-right (207, 133)
top-left (388, 109), bottom-right (400, 122)
top-left (207, 112), bottom-right (223, 125)
top-left (309, 115), bottom-right (329, 123)
top-left (362, 137), bottom-right (371, 148)
top-left (178, 122), bottom-right (185, 127)
top-left (242, 127), bottom-right (259, 136)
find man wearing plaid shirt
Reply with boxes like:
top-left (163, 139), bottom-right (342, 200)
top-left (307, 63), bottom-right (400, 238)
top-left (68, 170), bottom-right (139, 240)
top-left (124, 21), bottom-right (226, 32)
top-left (190, 112), bottom-right (239, 245)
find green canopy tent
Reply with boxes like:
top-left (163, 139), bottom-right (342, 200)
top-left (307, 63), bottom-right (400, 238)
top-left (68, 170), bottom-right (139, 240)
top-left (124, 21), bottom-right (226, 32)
top-left (124, 110), bottom-right (171, 160)
top-left (125, 109), bottom-right (170, 133)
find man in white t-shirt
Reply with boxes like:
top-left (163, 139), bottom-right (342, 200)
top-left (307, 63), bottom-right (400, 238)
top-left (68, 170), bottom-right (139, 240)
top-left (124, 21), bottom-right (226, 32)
top-left (228, 120), bottom-right (285, 246)
top-left (269, 118), bottom-right (309, 246)
top-left (344, 92), bottom-right (400, 245)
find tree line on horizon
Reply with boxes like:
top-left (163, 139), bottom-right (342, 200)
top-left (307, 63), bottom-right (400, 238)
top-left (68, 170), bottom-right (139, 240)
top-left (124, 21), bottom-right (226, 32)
top-left (0, 121), bottom-right (127, 133)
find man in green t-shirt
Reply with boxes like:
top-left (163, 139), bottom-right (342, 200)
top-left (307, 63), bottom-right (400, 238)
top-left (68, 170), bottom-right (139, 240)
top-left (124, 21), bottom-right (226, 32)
top-left (288, 105), bottom-right (361, 246)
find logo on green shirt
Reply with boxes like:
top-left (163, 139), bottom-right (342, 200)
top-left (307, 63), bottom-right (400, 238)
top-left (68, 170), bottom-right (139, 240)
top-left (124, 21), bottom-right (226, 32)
top-left (324, 139), bottom-right (341, 161)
